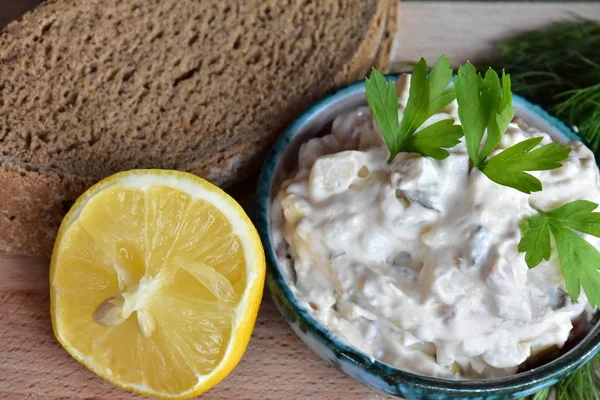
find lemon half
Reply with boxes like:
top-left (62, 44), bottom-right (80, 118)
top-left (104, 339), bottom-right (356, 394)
top-left (50, 170), bottom-right (265, 399)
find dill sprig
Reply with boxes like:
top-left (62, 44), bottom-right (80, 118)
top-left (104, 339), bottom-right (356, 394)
top-left (485, 18), bottom-right (600, 151)
top-left (522, 355), bottom-right (600, 400)
top-left (554, 79), bottom-right (600, 150)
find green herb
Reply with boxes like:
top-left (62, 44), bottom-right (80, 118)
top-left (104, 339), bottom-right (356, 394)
top-left (365, 56), bottom-right (462, 162)
top-left (519, 200), bottom-right (600, 308)
top-left (365, 68), bottom-right (401, 159)
top-left (480, 137), bottom-right (571, 194)
top-left (455, 62), bottom-right (571, 193)
top-left (529, 387), bottom-right (550, 400)
top-left (557, 354), bottom-right (600, 400)
top-left (402, 119), bottom-right (464, 160)
top-left (455, 62), bottom-right (515, 166)
top-left (485, 18), bottom-right (600, 151)
top-left (554, 80), bottom-right (600, 151)
top-left (521, 354), bottom-right (600, 400)
top-left (520, 200), bottom-right (600, 399)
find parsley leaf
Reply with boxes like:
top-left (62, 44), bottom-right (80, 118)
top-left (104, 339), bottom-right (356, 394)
top-left (518, 210), bottom-right (551, 267)
top-left (399, 56), bottom-right (456, 144)
top-left (403, 119), bottom-right (464, 160)
top-left (455, 63), bottom-right (489, 165)
top-left (365, 56), bottom-right (460, 162)
top-left (364, 68), bottom-right (401, 159)
top-left (455, 62), bottom-right (571, 193)
top-left (519, 200), bottom-right (600, 308)
top-left (480, 137), bottom-right (572, 194)
top-left (482, 70), bottom-right (515, 161)
top-left (455, 62), bottom-right (516, 166)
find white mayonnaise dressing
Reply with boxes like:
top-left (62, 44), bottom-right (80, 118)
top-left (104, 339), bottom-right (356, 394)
top-left (271, 75), bottom-right (598, 379)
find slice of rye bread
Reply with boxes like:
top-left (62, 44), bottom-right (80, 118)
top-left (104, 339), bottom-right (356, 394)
top-left (374, 0), bottom-right (399, 73)
top-left (0, 0), bottom-right (395, 257)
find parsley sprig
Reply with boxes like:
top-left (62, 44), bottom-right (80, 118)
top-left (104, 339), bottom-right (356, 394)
top-left (519, 200), bottom-right (600, 308)
top-left (455, 62), bottom-right (571, 194)
top-left (480, 137), bottom-right (572, 194)
top-left (365, 56), bottom-right (463, 162)
top-left (455, 62), bottom-right (516, 165)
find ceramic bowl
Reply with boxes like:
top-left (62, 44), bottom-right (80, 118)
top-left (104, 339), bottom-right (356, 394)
top-left (255, 76), bottom-right (600, 399)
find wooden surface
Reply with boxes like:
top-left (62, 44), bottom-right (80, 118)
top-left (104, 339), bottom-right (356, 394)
top-left (0, 254), bottom-right (391, 400)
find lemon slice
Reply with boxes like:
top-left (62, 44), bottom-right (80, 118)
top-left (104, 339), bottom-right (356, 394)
top-left (50, 170), bottom-right (265, 399)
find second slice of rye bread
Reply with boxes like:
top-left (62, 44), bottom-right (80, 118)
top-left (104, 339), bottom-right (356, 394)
top-left (0, 0), bottom-right (396, 256)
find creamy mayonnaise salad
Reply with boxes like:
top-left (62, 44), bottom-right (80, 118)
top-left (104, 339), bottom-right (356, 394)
top-left (271, 75), bottom-right (598, 379)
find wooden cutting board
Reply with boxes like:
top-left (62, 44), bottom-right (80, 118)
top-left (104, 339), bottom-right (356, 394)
top-left (0, 253), bottom-right (393, 399)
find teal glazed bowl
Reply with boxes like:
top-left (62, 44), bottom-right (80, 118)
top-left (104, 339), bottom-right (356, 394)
top-left (255, 77), bottom-right (600, 399)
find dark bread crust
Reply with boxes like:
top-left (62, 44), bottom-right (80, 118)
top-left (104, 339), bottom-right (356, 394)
top-left (374, 0), bottom-right (398, 73)
top-left (0, 162), bottom-right (93, 255)
top-left (0, 162), bottom-right (89, 225)
top-left (333, 0), bottom-right (390, 85)
top-left (0, 211), bottom-right (57, 256)
top-left (0, 0), bottom-right (393, 257)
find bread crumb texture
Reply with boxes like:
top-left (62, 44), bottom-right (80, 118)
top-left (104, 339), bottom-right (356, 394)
top-left (0, 0), bottom-right (379, 183)
top-left (0, 0), bottom-right (387, 256)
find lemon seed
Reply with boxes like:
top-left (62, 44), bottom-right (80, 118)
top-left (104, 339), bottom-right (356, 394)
top-left (137, 310), bottom-right (157, 338)
top-left (93, 297), bottom-right (125, 327)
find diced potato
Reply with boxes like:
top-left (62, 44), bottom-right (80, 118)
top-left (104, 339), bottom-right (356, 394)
top-left (280, 195), bottom-right (310, 225)
top-left (308, 151), bottom-right (364, 201)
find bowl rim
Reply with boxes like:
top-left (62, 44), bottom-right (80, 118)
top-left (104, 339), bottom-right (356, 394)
top-left (256, 75), bottom-right (600, 394)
